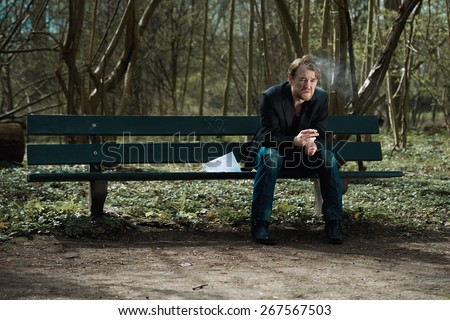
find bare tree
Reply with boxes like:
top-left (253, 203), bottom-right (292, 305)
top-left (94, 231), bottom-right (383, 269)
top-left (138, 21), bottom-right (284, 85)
top-left (447, 0), bottom-right (450, 48)
top-left (349, 0), bottom-right (424, 116)
top-left (361, 0), bottom-right (376, 81)
top-left (302, 0), bottom-right (310, 53)
top-left (332, 0), bottom-right (348, 115)
top-left (246, 0), bottom-right (255, 116)
top-left (275, 0), bottom-right (304, 58)
top-left (53, 0), bottom-right (162, 116)
top-left (259, 0), bottom-right (275, 87)
top-left (199, 0), bottom-right (209, 116)
top-left (320, 0), bottom-right (332, 91)
top-left (0, 0), bottom-right (60, 118)
top-left (222, 0), bottom-right (235, 116)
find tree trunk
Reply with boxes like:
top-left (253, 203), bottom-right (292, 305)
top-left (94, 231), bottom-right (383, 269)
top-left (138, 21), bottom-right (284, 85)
top-left (3, 61), bottom-right (14, 113)
top-left (361, 0), bottom-right (375, 81)
top-left (62, 0), bottom-right (86, 116)
top-left (349, 0), bottom-right (423, 115)
top-left (279, 8), bottom-right (295, 62)
top-left (331, 0), bottom-right (347, 115)
top-left (302, 0), bottom-right (310, 53)
top-left (116, 3), bottom-right (140, 115)
top-left (180, 2), bottom-right (196, 114)
top-left (246, 0), bottom-right (255, 117)
top-left (399, 2), bottom-right (422, 147)
top-left (0, 122), bottom-right (25, 163)
top-left (386, 69), bottom-right (400, 147)
top-left (199, 0), bottom-right (208, 116)
top-left (447, 0), bottom-right (450, 49)
top-left (275, 0), bottom-right (304, 58)
top-left (342, 0), bottom-right (358, 113)
top-left (320, 0), bottom-right (332, 91)
top-left (222, 0), bottom-right (235, 116)
top-left (385, 0), bottom-right (402, 10)
top-left (260, 0), bottom-right (275, 87)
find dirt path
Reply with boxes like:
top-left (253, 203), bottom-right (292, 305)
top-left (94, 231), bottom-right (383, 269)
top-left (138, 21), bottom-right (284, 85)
top-left (1, 225), bottom-right (449, 300)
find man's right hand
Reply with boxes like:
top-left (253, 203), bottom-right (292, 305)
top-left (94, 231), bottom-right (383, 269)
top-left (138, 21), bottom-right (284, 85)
top-left (293, 129), bottom-right (319, 148)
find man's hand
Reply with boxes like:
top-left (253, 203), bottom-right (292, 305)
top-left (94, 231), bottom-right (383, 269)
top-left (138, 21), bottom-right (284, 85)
top-left (304, 141), bottom-right (317, 156)
top-left (293, 129), bottom-right (319, 147)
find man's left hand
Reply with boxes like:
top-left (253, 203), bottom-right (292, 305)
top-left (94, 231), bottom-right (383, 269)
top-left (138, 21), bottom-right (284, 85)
top-left (304, 142), bottom-right (317, 156)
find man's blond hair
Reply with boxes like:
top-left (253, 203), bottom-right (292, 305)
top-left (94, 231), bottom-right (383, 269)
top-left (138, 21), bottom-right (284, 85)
top-left (287, 54), bottom-right (321, 80)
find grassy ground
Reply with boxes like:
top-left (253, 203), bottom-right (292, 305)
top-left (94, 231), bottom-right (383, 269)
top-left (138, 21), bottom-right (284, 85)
top-left (0, 128), bottom-right (448, 240)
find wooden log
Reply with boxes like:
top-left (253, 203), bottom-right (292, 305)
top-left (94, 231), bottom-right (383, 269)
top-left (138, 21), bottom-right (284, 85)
top-left (0, 122), bottom-right (25, 163)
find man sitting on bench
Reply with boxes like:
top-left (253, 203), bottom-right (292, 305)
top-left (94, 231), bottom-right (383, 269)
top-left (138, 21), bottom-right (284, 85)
top-left (251, 55), bottom-right (343, 245)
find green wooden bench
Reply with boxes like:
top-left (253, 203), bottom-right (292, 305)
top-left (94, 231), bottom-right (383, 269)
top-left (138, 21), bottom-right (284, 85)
top-left (26, 115), bottom-right (403, 216)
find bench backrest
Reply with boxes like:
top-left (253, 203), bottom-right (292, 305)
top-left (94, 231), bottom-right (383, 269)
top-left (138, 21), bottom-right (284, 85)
top-left (26, 115), bottom-right (382, 166)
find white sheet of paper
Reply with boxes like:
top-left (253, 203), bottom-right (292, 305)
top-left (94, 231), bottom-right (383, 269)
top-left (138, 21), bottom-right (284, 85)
top-left (202, 152), bottom-right (241, 172)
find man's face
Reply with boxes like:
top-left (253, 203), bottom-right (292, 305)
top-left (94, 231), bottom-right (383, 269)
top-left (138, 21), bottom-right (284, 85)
top-left (288, 65), bottom-right (317, 102)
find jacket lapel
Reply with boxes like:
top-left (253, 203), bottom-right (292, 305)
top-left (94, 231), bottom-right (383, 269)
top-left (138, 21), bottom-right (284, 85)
top-left (281, 83), bottom-right (294, 128)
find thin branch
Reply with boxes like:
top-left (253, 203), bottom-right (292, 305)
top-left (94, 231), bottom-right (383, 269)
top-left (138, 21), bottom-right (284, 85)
top-left (0, 1), bottom-right (34, 51)
top-left (31, 31), bottom-right (62, 46)
top-left (91, 0), bottom-right (122, 65)
top-left (94, 0), bottom-right (134, 76)
top-left (0, 46), bottom-right (59, 54)
top-left (139, 0), bottom-right (163, 35)
top-left (0, 91), bottom-right (62, 120)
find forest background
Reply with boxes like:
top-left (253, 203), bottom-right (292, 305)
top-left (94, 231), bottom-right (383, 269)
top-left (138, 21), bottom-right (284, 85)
top-left (0, 0), bottom-right (448, 248)
top-left (0, 3), bottom-right (449, 300)
top-left (1, 0), bottom-right (449, 148)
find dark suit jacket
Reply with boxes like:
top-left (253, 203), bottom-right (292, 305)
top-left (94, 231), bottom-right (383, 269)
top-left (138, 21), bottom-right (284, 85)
top-left (255, 81), bottom-right (329, 153)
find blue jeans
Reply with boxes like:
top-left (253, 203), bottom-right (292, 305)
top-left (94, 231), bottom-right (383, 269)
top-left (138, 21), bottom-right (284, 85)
top-left (251, 146), bottom-right (343, 223)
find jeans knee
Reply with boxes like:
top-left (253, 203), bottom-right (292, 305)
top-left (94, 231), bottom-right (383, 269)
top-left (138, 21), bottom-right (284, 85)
top-left (318, 149), bottom-right (338, 169)
top-left (257, 147), bottom-right (283, 171)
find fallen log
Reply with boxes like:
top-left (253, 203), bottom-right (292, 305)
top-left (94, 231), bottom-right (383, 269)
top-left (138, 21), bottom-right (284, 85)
top-left (0, 122), bottom-right (25, 163)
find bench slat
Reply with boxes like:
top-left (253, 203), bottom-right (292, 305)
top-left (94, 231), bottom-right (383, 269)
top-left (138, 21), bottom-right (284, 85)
top-left (27, 115), bottom-right (261, 136)
top-left (26, 115), bottom-right (380, 136)
top-left (333, 141), bottom-right (382, 161)
top-left (27, 170), bottom-right (403, 182)
top-left (27, 142), bottom-right (243, 165)
top-left (27, 141), bottom-right (382, 165)
top-left (326, 115), bottom-right (379, 134)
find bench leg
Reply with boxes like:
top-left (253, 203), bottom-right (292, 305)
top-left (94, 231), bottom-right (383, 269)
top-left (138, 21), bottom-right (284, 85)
top-left (89, 180), bottom-right (108, 216)
top-left (341, 178), bottom-right (348, 195)
top-left (313, 179), bottom-right (323, 215)
top-left (313, 178), bottom-right (348, 216)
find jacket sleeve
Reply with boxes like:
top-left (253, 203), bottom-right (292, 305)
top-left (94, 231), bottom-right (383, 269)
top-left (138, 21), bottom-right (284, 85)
top-left (259, 91), bottom-right (295, 151)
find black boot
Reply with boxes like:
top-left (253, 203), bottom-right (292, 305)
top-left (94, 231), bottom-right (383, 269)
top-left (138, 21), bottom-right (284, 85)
top-left (325, 220), bottom-right (343, 244)
top-left (251, 220), bottom-right (275, 245)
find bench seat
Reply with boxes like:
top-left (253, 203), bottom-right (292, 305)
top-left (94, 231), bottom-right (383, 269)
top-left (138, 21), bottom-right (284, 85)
top-left (27, 170), bottom-right (403, 182)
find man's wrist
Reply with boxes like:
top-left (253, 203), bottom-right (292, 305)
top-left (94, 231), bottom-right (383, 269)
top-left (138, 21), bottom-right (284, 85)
top-left (293, 136), bottom-right (304, 148)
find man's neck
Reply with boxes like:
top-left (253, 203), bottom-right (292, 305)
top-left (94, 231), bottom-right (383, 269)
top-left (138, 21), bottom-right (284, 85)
top-left (294, 98), bottom-right (303, 117)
